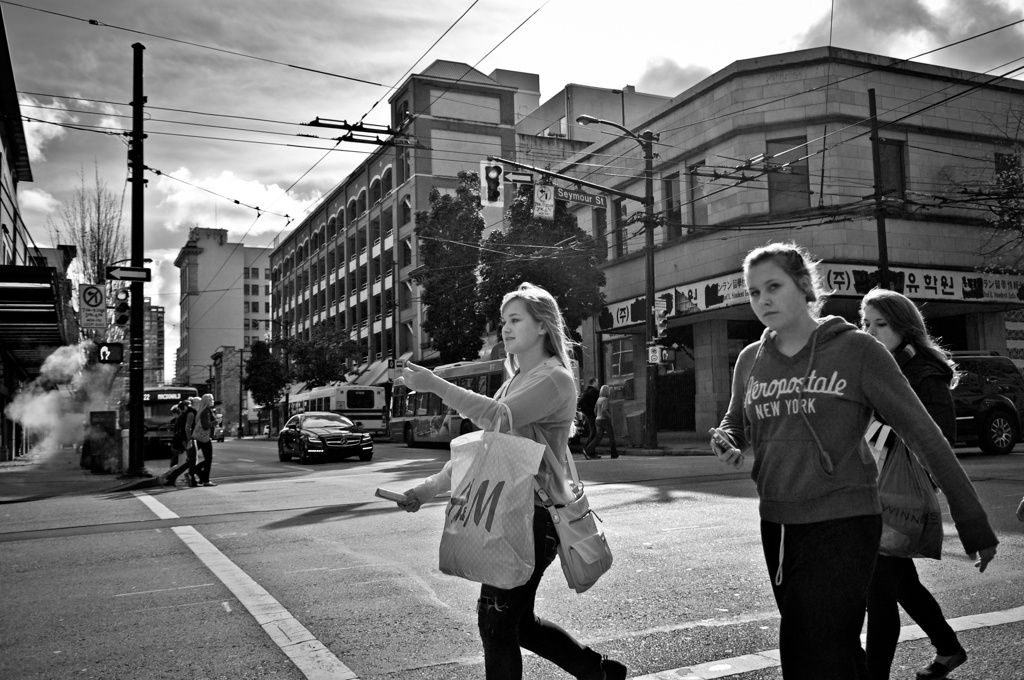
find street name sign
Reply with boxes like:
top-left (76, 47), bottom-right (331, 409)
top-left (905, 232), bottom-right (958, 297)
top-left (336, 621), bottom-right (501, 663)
top-left (79, 283), bottom-right (106, 328)
top-left (106, 266), bottom-right (151, 282)
top-left (555, 186), bottom-right (606, 208)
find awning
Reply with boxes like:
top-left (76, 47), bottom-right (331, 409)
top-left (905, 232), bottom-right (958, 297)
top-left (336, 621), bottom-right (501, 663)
top-left (0, 266), bottom-right (69, 379)
top-left (356, 359), bottom-right (389, 386)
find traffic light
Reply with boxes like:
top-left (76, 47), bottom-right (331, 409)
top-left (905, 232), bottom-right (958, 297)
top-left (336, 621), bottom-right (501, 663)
top-left (96, 342), bottom-right (124, 364)
top-left (112, 288), bottom-right (130, 326)
top-left (480, 161), bottom-right (504, 207)
top-left (654, 307), bottom-right (669, 339)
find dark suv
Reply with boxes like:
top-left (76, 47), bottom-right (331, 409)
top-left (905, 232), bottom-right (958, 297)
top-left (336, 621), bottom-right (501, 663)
top-left (952, 352), bottom-right (1024, 454)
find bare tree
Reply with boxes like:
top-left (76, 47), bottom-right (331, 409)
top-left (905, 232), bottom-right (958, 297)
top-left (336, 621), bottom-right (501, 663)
top-left (46, 163), bottom-right (128, 284)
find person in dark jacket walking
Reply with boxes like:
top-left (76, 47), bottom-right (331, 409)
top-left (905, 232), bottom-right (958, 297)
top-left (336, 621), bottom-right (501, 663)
top-left (711, 242), bottom-right (997, 680)
top-left (161, 399), bottom-right (197, 487)
top-left (578, 378), bottom-right (599, 446)
top-left (860, 288), bottom-right (996, 680)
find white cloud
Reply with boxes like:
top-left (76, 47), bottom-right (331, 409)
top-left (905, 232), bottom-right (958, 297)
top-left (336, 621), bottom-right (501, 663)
top-left (18, 96), bottom-right (76, 163)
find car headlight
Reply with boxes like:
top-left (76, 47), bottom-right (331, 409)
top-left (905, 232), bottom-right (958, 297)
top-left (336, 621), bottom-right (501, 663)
top-left (306, 434), bottom-right (322, 442)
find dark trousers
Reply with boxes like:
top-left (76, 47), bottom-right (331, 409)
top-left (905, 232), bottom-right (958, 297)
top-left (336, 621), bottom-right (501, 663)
top-left (585, 419), bottom-right (616, 456)
top-left (477, 508), bottom-right (604, 680)
top-left (761, 515), bottom-right (882, 680)
top-left (165, 444), bottom-right (196, 483)
top-left (866, 555), bottom-right (960, 680)
top-left (193, 439), bottom-right (213, 483)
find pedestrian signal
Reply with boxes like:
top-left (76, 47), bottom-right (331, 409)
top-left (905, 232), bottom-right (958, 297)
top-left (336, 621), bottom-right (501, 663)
top-left (480, 161), bottom-right (504, 207)
top-left (96, 342), bottom-right (124, 364)
top-left (112, 288), bottom-right (131, 326)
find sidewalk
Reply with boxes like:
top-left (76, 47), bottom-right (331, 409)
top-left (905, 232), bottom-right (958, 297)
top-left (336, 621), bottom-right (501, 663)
top-left (0, 445), bottom-right (158, 504)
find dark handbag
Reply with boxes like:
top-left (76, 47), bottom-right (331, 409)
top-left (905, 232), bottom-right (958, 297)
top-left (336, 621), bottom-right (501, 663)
top-left (876, 437), bottom-right (943, 559)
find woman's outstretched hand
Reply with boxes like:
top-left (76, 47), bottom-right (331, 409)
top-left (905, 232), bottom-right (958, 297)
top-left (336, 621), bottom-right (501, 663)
top-left (402, 362), bottom-right (443, 394)
top-left (970, 545), bottom-right (997, 573)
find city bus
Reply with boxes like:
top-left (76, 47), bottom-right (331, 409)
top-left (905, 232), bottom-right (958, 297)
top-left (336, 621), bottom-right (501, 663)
top-left (288, 383), bottom-right (389, 436)
top-left (393, 359), bottom-right (507, 447)
top-left (137, 386), bottom-right (199, 458)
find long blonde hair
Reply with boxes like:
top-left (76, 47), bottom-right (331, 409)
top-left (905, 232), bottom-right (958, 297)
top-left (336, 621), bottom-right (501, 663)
top-left (500, 283), bottom-right (577, 383)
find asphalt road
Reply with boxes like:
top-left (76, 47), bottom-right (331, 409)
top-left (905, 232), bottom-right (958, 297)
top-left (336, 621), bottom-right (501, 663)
top-left (1, 438), bottom-right (1022, 680)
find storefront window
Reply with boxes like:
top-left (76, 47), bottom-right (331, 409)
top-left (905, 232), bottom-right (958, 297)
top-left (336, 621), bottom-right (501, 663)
top-left (603, 337), bottom-right (635, 400)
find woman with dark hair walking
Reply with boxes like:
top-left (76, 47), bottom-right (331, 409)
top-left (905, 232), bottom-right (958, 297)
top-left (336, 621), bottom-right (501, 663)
top-left (861, 288), bottom-right (997, 679)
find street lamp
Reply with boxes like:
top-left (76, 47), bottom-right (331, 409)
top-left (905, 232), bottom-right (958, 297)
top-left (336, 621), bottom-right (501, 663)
top-left (576, 114), bottom-right (660, 449)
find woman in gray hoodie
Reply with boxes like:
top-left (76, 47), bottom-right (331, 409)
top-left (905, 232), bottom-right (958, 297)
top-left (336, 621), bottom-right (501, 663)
top-left (711, 243), bottom-right (997, 680)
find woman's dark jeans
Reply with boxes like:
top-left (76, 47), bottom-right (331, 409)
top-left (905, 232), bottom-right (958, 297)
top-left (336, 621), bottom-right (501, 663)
top-left (193, 439), bottom-right (214, 484)
top-left (761, 514), bottom-right (882, 680)
top-left (477, 508), bottom-right (604, 680)
top-left (866, 555), bottom-right (960, 680)
top-left (165, 443), bottom-right (196, 483)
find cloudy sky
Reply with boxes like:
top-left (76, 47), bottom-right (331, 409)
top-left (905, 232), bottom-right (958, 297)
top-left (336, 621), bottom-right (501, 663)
top-left (6, 0), bottom-right (1024, 382)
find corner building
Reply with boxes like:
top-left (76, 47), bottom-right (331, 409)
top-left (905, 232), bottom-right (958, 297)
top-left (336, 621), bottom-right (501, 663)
top-left (270, 61), bottom-right (534, 383)
top-left (559, 46), bottom-right (1024, 435)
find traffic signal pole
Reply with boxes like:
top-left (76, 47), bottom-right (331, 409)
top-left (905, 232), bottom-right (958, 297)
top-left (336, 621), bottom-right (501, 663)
top-left (127, 43), bottom-right (146, 476)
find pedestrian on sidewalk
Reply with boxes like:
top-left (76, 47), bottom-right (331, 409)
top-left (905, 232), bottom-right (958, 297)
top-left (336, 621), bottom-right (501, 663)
top-left (391, 283), bottom-right (627, 680)
top-left (192, 394), bottom-right (218, 487)
top-left (861, 288), bottom-right (999, 680)
top-left (710, 242), bottom-right (997, 680)
top-left (584, 385), bottom-right (616, 459)
top-left (161, 399), bottom-right (197, 488)
top-left (578, 378), bottom-right (599, 446)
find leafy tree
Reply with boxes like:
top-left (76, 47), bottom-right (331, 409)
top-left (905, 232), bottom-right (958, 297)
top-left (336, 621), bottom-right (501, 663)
top-left (477, 183), bottom-right (606, 337)
top-left (413, 171), bottom-right (487, 362)
top-left (243, 340), bottom-right (289, 413)
top-left (277, 322), bottom-right (361, 388)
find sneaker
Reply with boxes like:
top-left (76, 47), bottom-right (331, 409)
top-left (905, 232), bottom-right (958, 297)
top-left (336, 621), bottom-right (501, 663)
top-left (601, 658), bottom-right (627, 680)
top-left (916, 647), bottom-right (967, 680)
top-left (202, 481), bottom-right (218, 487)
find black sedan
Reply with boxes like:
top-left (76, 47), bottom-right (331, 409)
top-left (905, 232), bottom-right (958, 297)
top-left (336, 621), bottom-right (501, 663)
top-left (278, 412), bottom-right (373, 463)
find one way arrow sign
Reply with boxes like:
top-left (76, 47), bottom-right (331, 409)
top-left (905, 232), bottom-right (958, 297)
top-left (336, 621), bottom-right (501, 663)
top-left (106, 266), bottom-right (151, 282)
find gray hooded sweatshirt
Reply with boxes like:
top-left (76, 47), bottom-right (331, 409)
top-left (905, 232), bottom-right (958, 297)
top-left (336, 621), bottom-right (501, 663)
top-left (720, 316), bottom-right (996, 555)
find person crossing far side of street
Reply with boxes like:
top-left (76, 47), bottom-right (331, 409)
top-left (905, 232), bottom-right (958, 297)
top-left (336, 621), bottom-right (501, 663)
top-left (192, 394), bottom-right (218, 487)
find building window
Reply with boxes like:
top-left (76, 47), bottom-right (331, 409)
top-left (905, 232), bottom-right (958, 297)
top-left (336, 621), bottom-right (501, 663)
top-left (687, 161), bottom-right (708, 230)
top-left (879, 139), bottom-right (906, 208)
top-left (593, 207), bottom-right (607, 263)
top-left (244, 336), bottom-right (251, 348)
top-left (243, 268), bottom-right (249, 279)
top-left (663, 172), bottom-right (682, 241)
top-left (767, 137), bottom-right (810, 214)
top-left (265, 302), bottom-right (270, 313)
top-left (244, 319), bottom-right (250, 330)
top-left (265, 285), bottom-right (270, 296)
top-left (604, 338), bottom-right (634, 382)
top-left (401, 196), bottom-right (412, 225)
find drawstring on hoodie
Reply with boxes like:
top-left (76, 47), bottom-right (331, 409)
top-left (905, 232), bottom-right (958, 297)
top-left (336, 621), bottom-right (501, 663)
top-left (796, 330), bottom-right (835, 474)
top-left (775, 524), bottom-right (785, 586)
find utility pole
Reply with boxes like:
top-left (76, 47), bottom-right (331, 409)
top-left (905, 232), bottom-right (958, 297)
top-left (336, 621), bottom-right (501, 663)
top-left (868, 89), bottom-right (891, 289)
top-left (127, 43), bottom-right (146, 476)
top-left (237, 348), bottom-right (247, 439)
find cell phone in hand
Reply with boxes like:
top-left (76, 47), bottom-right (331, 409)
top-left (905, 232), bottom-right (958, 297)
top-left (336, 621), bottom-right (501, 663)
top-left (375, 487), bottom-right (408, 503)
top-left (709, 427), bottom-right (734, 451)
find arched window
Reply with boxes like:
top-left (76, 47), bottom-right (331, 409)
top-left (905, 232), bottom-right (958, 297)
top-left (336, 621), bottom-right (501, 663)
top-left (327, 216), bottom-right (337, 241)
top-left (347, 199), bottom-right (358, 223)
top-left (357, 190), bottom-right (367, 215)
top-left (382, 167), bottom-right (393, 195)
top-left (370, 179), bottom-right (382, 205)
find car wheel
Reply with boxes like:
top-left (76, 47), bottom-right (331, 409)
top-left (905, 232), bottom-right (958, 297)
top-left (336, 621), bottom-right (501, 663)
top-left (980, 409), bottom-right (1018, 454)
top-left (278, 441), bottom-right (290, 462)
top-left (404, 424), bottom-right (417, 448)
top-left (298, 442), bottom-right (311, 464)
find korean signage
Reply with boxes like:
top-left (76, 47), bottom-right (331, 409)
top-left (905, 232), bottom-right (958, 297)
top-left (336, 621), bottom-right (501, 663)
top-left (596, 263), bottom-right (1024, 332)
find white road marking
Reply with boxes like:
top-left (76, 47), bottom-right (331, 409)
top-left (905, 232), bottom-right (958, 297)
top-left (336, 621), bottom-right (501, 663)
top-left (115, 583), bottom-right (214, 597)
top-left (133, 491), bottom-right (359, 680)
top-left (631, 605), bottom-right (1024, 680)
top-left (238, 459), bottom-right (255, 462)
